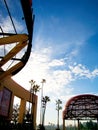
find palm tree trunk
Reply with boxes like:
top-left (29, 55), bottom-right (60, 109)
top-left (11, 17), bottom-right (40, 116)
top-left (57, 104), bottom-right (60, 130)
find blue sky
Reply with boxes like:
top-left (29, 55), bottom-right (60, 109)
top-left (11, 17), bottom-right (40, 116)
top-left (0, 0), bottom-right (98, 126)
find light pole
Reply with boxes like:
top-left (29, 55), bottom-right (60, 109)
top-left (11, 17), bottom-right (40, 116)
top-left (40, 79), bottom-right (46, 125)
top-left (29, 79), bottom-right (35, 129)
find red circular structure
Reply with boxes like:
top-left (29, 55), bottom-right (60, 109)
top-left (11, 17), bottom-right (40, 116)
top-left (63, 94), bottom-right (98, 120)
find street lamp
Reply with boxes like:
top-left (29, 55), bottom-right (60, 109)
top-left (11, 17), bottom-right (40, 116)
top-left (40, 79), bottom-right (46, 125)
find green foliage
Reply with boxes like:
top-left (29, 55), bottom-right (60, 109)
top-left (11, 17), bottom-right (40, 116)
top-left (66, 120), bottom-right (98, 130)
top-left (42, 96), bottom-right (50, 126)
top-left (56, 99), bottom-right (62, 111)
top-left (85, 120), bottom-right (97, 130)
top-left (11, 104), bottom-right (19, 124)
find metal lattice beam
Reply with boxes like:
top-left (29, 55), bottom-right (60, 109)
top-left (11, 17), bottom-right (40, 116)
top-left (63, 94), bottom-right (98, 120)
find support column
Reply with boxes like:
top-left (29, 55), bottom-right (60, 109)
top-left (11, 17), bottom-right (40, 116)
top-left (63, 119), bottom-right (66, 130)
top-left (97, 118), bottom-right (98, 130)
top-left (18, 98), bottom-right (26, 123)
top-left (77, 119), bottom-right (80, 130)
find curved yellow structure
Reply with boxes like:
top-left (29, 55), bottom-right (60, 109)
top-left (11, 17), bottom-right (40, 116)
top-left (0, 34), bottom-right (29, 81)
top-left (0, 75), bottom-right (37, 128)
top-left (0, 0), bottom-right (37, 129)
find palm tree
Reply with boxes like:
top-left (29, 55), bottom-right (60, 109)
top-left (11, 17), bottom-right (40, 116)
top-left (29, 80), bottom-right (40, 129)
top-left (29, 80), bottom-right (35, 113)
top-left (30, 84), bottom-right (40, 94)
top-left (42, 96), bottom-right (50, 126)
top-left (56, 99), bottom-right (62, 130)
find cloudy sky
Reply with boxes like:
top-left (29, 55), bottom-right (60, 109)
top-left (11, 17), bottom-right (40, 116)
top-left (1, 0), bottom-right (98, 126)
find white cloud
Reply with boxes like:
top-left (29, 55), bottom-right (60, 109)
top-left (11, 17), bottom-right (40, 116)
top-left (12, 46), bottom-right (98, 102)
top-left (49, 59), bottom-right (65, 67)
top-left (0, 16), bottom-right (14, 33)
top-left (0, 16), bottom-right (24, 33)
top-left (69, 64), bottom-right (98, 79)
top-left (91, 69), bottom-right (98, 77)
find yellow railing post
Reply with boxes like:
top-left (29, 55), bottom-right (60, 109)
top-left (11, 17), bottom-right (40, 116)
top-left (18, 98), bottom-right (26, 123)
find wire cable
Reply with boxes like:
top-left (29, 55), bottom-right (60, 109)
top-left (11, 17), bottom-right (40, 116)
top-left (0, 26), bottom-right (6, 56)
top-left (3, 0), bottom-right (17, 34)
top-left (3, 0), bottom-right (18, 70)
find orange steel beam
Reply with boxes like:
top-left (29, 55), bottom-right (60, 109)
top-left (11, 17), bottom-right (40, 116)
top-left (0, 62), bottom-right (23, 81)
top-left (0, 41), bottom-right (27, 67)
top-left (0, 33), bottom-right (29, 79)
top-left (0, 34), bottom-right (28, 45)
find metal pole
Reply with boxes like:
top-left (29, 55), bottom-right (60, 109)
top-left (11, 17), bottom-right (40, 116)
top-left (77, 119), bottom-right (80, 130)
top-left (40, 79), bottom-right (46, 125)
top-left (40, 82), bottom-right (43, 125)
